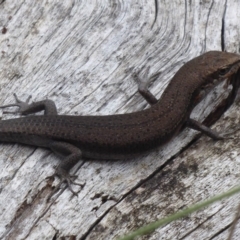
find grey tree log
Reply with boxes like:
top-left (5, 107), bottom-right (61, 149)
top-left (0, 1), bottom-right (240, 240)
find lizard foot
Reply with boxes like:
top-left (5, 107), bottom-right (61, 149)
top-left (132, 67), bottom-right (161, 90)
top-left (47, 168), bottom-right (85, 201)
top-left (132, 67), bottom-right (161, 105)
top-left (0, 93), bottom-right (31, 114)
top-left (220, 128), bottom-right (240, 140)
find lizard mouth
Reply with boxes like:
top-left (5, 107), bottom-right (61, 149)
top-left (195, 60), bottom-right (240, 106)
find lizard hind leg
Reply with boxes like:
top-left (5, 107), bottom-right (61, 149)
top-left (47, 167), bottom-right (85, 202)
top-left (0, 93), bottom-right (58, 115)
top-left (0, 93), bottom-right (32, 114)
top-left (47, 141), bottom-right (85, 201)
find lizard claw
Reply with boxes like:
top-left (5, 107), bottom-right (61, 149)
top-left (132, 67), bottom-right (161, 89)
top-left (220, 129), bottom-right (239, 140)
top-left (47, 169), bottom-right (85, 201)
top-left (0, 93), bottom-right (32, 114)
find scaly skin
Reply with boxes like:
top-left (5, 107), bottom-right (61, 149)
top-left (0, 51), bottom-right (240, 199)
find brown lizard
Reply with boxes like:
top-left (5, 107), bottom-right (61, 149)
top-left (0, 51), bottom-right (240, 199)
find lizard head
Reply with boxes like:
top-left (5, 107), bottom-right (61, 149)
top-left (191, 51), bottom-right (240, 105)
top-left (204, 51), bottom-right (240, 80)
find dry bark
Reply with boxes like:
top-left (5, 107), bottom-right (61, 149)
top-left (0, 1), bottom-right (240, 239)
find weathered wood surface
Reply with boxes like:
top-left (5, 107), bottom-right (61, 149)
top-left (0, 1), bottom-right (240, 239)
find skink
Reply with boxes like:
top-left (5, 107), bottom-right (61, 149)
top-left (1, 51), bottom-right (240, 198)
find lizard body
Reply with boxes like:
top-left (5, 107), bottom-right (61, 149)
top-left (1, 51), bottom-right (240, 198)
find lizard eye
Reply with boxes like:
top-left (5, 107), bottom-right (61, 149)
top-left (219, 67), bottom-right (230, 76)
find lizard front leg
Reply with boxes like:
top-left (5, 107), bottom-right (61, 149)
top-left (187, 118), bottom-right (224, 140)
top-left (133, 67), bottom-right (161, 105)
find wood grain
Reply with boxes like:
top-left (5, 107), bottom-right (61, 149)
top-left (0, 1), bottom-right (240, 239)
